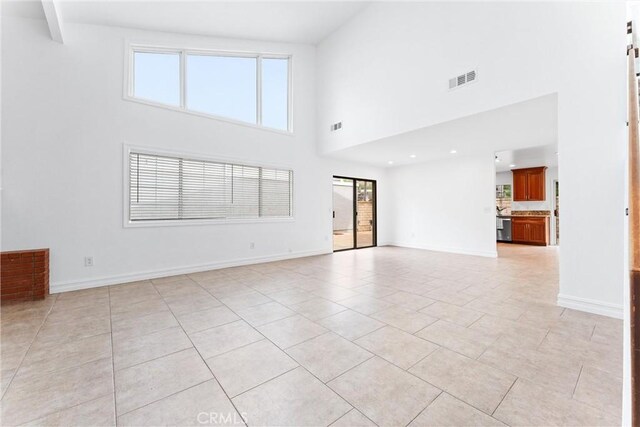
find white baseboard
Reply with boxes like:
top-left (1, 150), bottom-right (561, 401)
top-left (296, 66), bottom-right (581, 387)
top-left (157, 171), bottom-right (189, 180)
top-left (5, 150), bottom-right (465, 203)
top-left (51, 248), bottom-right (331, 294)
top-left (388, 242), bottom-right (498, 258)
top-left (557, 293), bottom-right (623, 319)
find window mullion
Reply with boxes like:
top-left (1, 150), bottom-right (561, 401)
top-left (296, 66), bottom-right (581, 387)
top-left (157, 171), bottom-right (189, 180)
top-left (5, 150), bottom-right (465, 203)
top-left (287, 56), bottom-right (292, 132)
top-left (258, 167), bottom-right (263, 217)
top-left (180, 50), bottom-right (187, 110)
top-left (178, 158), bottom-right (184, 219)
top-left (256, 55), bottom-right (262, 126)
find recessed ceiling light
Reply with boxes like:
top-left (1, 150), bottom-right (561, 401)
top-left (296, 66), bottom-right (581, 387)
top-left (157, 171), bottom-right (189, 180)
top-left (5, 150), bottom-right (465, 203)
top-left (409, 154), bottom-right (417, 158)
top-left (495, 158), bottom-right (501, 163)
top-left (509, 164), bottom-right (516, 168)
top-left (450, 149), bottom-right (457, 154)
top-left (388, 161), bottom-right (394, 165)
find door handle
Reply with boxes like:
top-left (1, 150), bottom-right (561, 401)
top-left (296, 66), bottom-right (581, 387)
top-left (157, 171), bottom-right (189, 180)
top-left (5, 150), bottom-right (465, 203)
top-left (332, 211), bottom-right (335, 218)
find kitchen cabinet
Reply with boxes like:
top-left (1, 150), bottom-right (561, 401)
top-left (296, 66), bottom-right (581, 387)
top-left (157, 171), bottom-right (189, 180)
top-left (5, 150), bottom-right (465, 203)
top-left (512, 220), bottom-right (528, 242)
top-left (511, 217), bottom-right (549, 246)
top-left (512, 167), bottom-right (547, 201)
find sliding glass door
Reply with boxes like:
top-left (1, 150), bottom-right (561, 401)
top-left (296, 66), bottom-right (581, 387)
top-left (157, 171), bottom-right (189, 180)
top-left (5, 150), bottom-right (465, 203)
top-left (332, 176), bottom-right (376, 251)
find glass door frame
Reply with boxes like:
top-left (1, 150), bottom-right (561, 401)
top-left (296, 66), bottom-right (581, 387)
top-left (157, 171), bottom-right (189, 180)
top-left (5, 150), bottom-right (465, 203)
top-left (332, 175), bottom-right (377, 252)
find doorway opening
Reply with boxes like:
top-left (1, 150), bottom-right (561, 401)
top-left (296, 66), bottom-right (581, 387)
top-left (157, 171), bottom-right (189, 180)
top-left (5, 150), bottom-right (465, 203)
top-left (494, 144), bottom-right (558, 250)
top-left (332, 176), bottom-right (376, 251)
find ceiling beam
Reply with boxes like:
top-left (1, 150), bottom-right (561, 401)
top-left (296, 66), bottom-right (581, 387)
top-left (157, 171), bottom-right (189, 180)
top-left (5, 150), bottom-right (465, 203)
top-left (41, 0), bottom-right (64, 43)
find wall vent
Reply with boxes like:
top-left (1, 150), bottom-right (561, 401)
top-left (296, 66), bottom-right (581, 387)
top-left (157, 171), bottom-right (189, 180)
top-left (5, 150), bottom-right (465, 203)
top-left (330, 122), bottom-right (343, 131)
top-left (449, 69), bottom-right (477, 90)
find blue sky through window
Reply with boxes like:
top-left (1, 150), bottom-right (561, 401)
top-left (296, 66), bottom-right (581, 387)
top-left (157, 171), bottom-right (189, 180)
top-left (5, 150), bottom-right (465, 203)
top-left (134, 52), bottom-right (180, 106)
top-left (187, 55), bottom-right (257, 124)
top-left (132, 50), bottom-right (289, 131)
top-left (262, 58), bottom-right (289, 130)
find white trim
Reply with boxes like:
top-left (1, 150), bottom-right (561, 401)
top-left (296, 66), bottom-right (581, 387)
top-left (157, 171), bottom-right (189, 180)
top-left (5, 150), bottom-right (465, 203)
top-left (388, 242), bottom-right (498, 258)
top-left (125, 217), bottom-right (296, 229)
top-left (557, 293), bottom-right (623, 319)
top-left (179, 47), bottom-right (186, 109)
top-left (122, 143), bottom-right (295, 228)
top-left (123, 97), bottom-right (293, 136)
top-left (124, 143), bottom-right (294, 174)
top-left (124, 42), bottom-right (292, 134)
top-left (50, 248), bottom-right (330, 294)
top-left (41, 0), bottom-right (64, 44)
top-left (256, 56), bottom-right (262, 126)
top-left (287, 55), bottom-right (294, 133)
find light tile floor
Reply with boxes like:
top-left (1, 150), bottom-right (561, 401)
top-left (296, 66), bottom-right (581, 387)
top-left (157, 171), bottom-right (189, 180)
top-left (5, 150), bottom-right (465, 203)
top-left (0, 244), bottom-right (622, 426)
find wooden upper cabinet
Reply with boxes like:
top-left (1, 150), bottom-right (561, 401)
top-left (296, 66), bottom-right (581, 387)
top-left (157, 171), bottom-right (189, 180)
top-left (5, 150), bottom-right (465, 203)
top-left (511, 167), bottom-right (547, 201)
top-left (512, 171), bottom-right (528, 202)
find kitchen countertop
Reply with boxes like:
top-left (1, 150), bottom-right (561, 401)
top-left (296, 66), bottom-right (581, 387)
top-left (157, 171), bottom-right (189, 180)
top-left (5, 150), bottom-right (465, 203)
top-left (497, 210), bottom-right (551, 218)
top-left (497, 215), bottom-right (550, 219)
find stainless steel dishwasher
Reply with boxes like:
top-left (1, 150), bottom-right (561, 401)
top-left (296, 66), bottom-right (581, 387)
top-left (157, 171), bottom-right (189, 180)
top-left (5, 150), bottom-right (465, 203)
top-left (496, 217), bottom-right (512, 242)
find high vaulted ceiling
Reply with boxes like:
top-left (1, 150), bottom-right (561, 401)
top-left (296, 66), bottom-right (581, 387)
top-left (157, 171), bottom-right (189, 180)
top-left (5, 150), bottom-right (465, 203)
top-left (3, 0), bottom-right (370, 44)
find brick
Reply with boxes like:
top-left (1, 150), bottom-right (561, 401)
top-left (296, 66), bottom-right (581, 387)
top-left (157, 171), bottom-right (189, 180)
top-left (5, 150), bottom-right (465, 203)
top-left (1, 248), bottom-right (49, 303)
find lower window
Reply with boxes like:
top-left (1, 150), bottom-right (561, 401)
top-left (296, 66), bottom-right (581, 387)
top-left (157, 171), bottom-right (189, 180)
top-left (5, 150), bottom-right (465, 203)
top-left (128, 150), bottom-right (293, 222)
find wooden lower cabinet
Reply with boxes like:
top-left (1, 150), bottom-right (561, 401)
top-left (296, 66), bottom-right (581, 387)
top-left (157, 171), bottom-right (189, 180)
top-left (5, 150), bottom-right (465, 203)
top-left (511, 217), bottom-right (549, 246)
top-left (512, 221), bottom-right (528, 242)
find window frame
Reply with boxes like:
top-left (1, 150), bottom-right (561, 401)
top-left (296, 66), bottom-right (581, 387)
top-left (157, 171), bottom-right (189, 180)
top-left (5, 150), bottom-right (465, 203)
top-left (123, 42), bottom-right (293, 134)
top-left (122, 144), bottom-right (295, 228)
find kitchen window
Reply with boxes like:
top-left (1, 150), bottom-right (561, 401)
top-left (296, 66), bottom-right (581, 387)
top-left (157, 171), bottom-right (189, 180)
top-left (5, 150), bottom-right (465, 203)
top-left (127, 45), bottom-right (291, 132)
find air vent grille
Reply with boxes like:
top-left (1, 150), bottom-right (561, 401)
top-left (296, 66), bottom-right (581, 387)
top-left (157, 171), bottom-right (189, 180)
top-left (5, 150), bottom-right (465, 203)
top-left (466, 70), bottom-right (476, 82)
top-left (449, 69), bottom-right (478, 90)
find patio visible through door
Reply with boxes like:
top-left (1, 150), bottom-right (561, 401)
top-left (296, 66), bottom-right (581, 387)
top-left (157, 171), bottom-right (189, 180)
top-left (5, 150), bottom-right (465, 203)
top-left (332, 176), bottom-right (376, 251)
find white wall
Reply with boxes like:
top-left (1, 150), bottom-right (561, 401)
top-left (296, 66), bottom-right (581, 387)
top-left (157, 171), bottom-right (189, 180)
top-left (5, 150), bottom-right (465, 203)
top-left (0, 16), bottom-right (388, 292)
top-left (388, 154), bottom-right (497, 258)
top-left (317, 1), bottom-right (626, 317)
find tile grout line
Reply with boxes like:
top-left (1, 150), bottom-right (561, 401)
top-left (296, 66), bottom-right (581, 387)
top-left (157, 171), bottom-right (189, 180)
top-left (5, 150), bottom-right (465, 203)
top-left (403, 390), bottom-right (444, 427)
top-left (466, 312), bottom-right (486, 328)
top-left (226, 365), bottom-right (301, 400)
top-left (116, 378), bottom-right (212, 419)
top-left (571, 364), bottom-right (584, 398)
top-left (491, 376), bottom-right (518, 417)
top-left (107, 286), bottom-right (118, 422)
top-left (10, 391), bottom-right (115, 426)
top-left (589, 324), bottom-right (597, 341)
top-left (329, 408), bottom-right (380, 427)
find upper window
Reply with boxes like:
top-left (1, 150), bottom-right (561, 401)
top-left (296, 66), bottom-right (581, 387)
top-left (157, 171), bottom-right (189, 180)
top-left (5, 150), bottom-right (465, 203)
top-left (128, 46), bottom-right (291, 132)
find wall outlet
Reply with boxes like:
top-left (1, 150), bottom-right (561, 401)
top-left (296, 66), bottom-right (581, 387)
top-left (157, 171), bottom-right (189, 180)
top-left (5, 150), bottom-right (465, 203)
top-left (249, 242), bottom-right (255, 249)
top-left (84, 256), bottom-right (94, 267)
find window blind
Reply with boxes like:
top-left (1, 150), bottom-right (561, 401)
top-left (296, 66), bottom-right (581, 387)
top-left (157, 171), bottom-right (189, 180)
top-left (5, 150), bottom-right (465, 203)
top-left (129, 151), bottom-right (293, 221)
